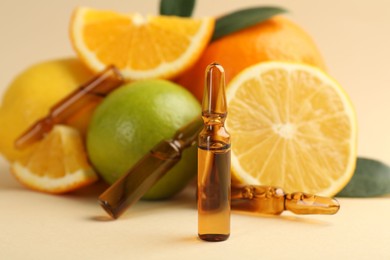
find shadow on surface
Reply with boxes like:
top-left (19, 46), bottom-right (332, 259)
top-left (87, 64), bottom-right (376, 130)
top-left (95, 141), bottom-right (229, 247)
top-left (66, 180), bottom-right (109, 199)
top-left (233, 210), bottom-right (333, 225)
top-left (88, 186), bottom-right (197, 222)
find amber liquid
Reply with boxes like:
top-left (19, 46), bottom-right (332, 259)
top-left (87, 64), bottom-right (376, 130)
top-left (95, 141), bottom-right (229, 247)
top-left (198, 145), bottom-right (231, 242)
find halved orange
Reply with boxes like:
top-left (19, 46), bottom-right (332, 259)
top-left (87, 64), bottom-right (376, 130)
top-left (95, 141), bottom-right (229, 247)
top-left (11, 125), bottom-right (98, 194)
top-left (226, 62), bottom-right (357, 196)
top-left (70, 7), bottom-right (215, 80)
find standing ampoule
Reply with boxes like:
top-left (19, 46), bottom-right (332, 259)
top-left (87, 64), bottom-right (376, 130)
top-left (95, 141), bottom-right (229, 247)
top-left (198, 63), bottom-right (231, 242)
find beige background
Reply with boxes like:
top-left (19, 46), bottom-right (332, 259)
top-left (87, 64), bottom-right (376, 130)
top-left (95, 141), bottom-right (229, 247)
top-left (0, 0), bottom-right (389, 259)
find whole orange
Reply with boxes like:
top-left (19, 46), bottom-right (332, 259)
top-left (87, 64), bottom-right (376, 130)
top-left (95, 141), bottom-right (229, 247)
top-left (175, 16), bottom-right (326, 101)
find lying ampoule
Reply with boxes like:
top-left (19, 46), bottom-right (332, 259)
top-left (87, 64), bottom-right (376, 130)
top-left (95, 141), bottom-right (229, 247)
top-left (15, 65), bottom-right (124, 149)
top-left (231, 184), bottom-right (340, 215)
top-left (98, 117), bottom-right (202, 219)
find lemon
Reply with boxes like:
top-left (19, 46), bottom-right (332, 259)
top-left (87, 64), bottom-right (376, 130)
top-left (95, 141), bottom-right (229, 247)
top-left (0, 58), bottom-right (93, 162)
top-left (87, 79), bottom-right (200, 200)
top-left (226, 62), bottom-right (357, 196)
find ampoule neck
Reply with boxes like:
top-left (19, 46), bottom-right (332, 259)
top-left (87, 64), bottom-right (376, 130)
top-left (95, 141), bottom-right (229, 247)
top-left (202, 112), bottom-right (227, 126)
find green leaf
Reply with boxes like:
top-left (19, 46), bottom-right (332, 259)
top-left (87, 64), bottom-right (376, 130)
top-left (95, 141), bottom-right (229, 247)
top-left (159, 0), bottom-right (196, 17)
top-left (337, 158), bottom-right (390, 197)
top-left (212, 6), bottom-right (287, 41)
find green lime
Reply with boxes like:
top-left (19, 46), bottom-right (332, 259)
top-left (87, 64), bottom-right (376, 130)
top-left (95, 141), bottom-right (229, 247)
top-left (87, 79), bottom-right (200, 200)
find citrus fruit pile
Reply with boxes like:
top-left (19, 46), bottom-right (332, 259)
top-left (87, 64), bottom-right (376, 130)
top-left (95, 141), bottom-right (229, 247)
top-left (0, 4), bottom-right (357, 199)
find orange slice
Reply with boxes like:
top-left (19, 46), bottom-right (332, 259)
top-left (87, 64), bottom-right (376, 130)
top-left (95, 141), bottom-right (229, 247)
top-left (70, 7), bottom-right (215, 80)
top-left (226, 62), bottom-right (357, 196)
top-left (11, 125), bottom-right (98, 194)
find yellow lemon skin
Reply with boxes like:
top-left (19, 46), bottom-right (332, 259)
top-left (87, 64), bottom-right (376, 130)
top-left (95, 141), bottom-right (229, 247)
top-left (0, 58), bottom-right (93, 162)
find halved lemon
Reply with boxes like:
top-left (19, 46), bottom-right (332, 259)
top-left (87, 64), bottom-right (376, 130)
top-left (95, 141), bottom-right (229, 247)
top-left (11, 125), bottom-right (98, 194)
top-left (226, 62), bottom-right (357, 196)
top-left (70, 7), bottom-right (215, 80)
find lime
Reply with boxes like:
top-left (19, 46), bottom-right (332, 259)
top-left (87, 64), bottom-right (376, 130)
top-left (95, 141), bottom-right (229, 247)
top-left (87, 79), bottom-right (201, 200)
top-left (0, 58), bottom-right (93, 162)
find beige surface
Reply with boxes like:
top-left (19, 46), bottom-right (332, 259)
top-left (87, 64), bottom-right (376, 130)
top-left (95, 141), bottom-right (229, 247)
top-left (0, 0), bottom-right (389, 259)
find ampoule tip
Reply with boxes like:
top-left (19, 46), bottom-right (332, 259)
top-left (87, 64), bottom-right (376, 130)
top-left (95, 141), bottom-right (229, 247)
top-left (203, 62), bottom-right (226, 115)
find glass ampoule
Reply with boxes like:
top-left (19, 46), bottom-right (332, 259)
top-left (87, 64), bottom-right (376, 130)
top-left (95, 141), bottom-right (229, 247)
top-left (15, 66), bottom-right (124, 149)
top-left (98, 117), bottom-right (202, 219)
top-left (198, 63), bottom-right (231, 242)
top-left (231, 184), bottom-right (340, 215)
